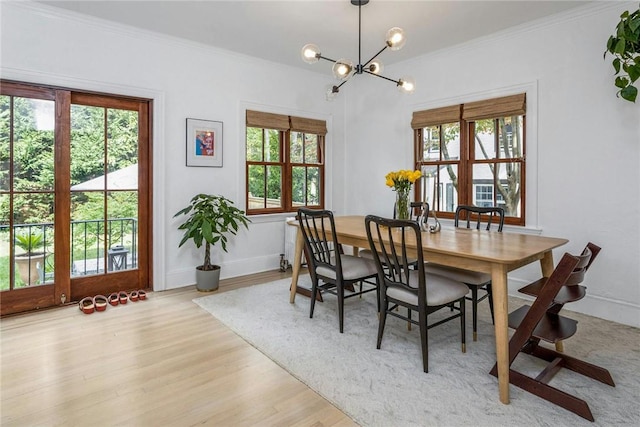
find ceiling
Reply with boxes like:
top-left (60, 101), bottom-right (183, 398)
top-left (39, 1), bottom-right (593, 72)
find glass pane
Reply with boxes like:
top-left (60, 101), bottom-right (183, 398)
top-left (290, 132), bottom-right (303, 163)
top-left (495, 162), bottom-right (521, 217)
top-left (474, 119), bottom-right (496, 160)
top-left (0, 194), bottom-right (8, 291)
top-left (13, 98), bottom-right (55, 191)
top-left (266, 165), bottom-right (282, 208)
top-left (422, 126), bottom-right (440, 161)
top-left (307, 167), bottom-right (321, 205)
top-left (265, 129), bottom-right (280, 162)
top-left (246, 127), bottom-right (263, 162)
top-left (107, 191), bottom-right (137, 272)
top-left (292, 166), bottom-right (305, 207)
top-left (304, 134), bottom-right (319, 163)
top-left (0, 95), bottom-right (10, 192)
top-left (71, 192), bottom-right (105, 277)
top-left (12, 193), bottom-right (54, 287)
top-left (471, 162), bottom-right (521, 216)
top-left (436, 165), bottom-right (458, 213)
top-left (106, 108), bottom-right (139, 181)
top-left (71, 105), bottom-right (106, 190)
top-left (248, 165), bottom-right (265, 209)
top-left (442, 123), bottom-right (460, 160)
top-left (498, 116), bottom-right (523, 159)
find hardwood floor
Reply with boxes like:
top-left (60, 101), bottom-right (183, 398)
top-left (0, 270), bottom-right (358, 426)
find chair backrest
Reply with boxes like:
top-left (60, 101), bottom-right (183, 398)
top-left (297, 207), bottom-right (341, 279)
top-left (392, 201), bottom-right (430, 223)
top-left (455, 205), bottom-right (505, 231)
top-left (365, 215), bottom-right (425, 300)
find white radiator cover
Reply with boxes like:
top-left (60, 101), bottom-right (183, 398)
top-left (284, 217), bottom-right (306, 265)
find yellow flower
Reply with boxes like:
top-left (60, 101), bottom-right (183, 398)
top-left (385, 169), bottom-right (422, 191)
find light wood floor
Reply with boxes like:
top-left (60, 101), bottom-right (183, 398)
top-left (0, 270), bottom-right (358, 427)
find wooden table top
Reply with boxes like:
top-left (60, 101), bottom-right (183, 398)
top-left (333, 215), bottom-right (568, 265)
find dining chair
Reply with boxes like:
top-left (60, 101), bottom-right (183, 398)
top-left (297, 208), bottom-right (379, 333)
top-left (424, 205), bottom-right (505, 341)
top-left (365, 215), bottom-right (467, 373)
top-left (359, 201), bottom-right (429, 263)
top-left (490, 247), bottom-right (614, 421)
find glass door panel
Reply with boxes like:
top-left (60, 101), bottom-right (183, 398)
top-left (70, 105), bottom-right (139, 278)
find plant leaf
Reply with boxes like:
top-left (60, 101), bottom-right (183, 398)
top-left (613, 57), bottom-right (621, 73)
top-left (620, 85), bottom-right (638, 102)
top-left (614, 38), bottom-right (627, 54)
top-left (615, 76), bottom-right (629, 88)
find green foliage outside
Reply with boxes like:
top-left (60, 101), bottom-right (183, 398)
top-left (246, 127), bottom-right (321, 207)
top-left (0, 95), bottom-right (139, 290)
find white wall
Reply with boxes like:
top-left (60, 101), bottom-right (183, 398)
top-left (343, 2), bottom-right (640, 327)
top-left (2, 1), bottom-right (638, 327)
top-left (0, 1), bottom-right (347, 291)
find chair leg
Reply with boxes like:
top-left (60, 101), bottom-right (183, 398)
top-left (338, 283), bottom-right (345, 333)
top-left (419, 307), bottom-right (429, 373)
top-left (407, 308), bottom-right (412, 331)
top-left (376, 299), bottom-right (388, 349)
top-left (471, 286), bottom-right (478, 341)
top-left (460, 297), bottom-right (466, 353)
top-left (486, 282), bottom-right (495, 324)
top-left (309, 278), bottom-right (318, 319)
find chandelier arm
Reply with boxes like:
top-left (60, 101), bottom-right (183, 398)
top-left (363, 70), bottom-right (400, 85)
top-left (362, 45), bottom-right (388, 68)
top-left (318, 55), bottom-right (339, 64)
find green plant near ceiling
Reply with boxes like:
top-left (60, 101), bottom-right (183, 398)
top-left (604, 4), bottom-right (640, 103)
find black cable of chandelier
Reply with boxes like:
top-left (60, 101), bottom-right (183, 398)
top-left (301, 0), bottom-right (415, 100)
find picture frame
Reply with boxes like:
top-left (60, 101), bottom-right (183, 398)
top-left (186, 118), bottom-right (223, 167)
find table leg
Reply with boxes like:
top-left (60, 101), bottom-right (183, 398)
top-left (491, 263), bottom-right (510, 404)
top-left (289, 227), bottom-right (304, 303)
top-left (539, 251), bottom-right (564, 352)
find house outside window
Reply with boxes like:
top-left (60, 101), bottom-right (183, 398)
top-left (412, 94), bottom-right (526, 226)
top-left (245, 110), bottom-right (325, 215)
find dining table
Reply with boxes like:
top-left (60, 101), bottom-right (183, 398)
top-left (287, 215), bottom-right (568, 405)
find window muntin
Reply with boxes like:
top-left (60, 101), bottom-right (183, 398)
top-left (245, 112), bottom-right (325, 215)
top-left (414, 94), bottom-right (526, 225)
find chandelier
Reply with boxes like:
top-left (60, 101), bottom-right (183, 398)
top-left (301, 0), bottom-right (415, 100)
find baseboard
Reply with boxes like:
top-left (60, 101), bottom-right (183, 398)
top-left (163, 253), bottom-right (281, 291)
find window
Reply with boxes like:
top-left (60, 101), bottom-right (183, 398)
top-left (245, 110), bottom-right (325, 215)
top-left (413, 94), bottom-right (526, 226)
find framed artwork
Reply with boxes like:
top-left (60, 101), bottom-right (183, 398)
top-left (186, 118), bottom-right (223, 167)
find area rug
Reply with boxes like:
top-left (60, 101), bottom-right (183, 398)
top-left (194, 276), bottom-right (640, 427)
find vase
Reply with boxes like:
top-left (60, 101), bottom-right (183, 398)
top-left (395, 187), bottom-right (411, 220)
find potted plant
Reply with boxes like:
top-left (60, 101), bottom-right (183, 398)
top-left (14, 229), bottom-right (48, 286)
top-left (174, 194), bottom-right (250, 291)
top-left (604, 4), bottom-right (640, 103)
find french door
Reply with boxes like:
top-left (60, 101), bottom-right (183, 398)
top-left (0, 81), bottom-right (152, 315)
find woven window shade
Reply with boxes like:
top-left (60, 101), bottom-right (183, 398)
top-left (462, 93), bottom-right (526, 121)
top-left (290, 116), bottom-right (327, 135)
top-left (246, 110), bottom-right (290, 131)
top-left (411, 105), bottom-right (461, 129)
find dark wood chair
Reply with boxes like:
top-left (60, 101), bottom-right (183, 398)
top-left (365, 215), bottom-right (467, 373)
top-left (424, 205), bottom-right (505, 341)
top-left (490, 247), bottom-right (614, 421)
top-left (359, 201), bottom-right (429, 263)
top-left (297, 208), bottom-right (379, 333)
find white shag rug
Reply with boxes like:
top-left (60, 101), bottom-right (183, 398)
top-left (194, 276), bottom-right (640, 427)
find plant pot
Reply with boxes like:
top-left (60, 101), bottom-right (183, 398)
top-left (195, 264), bottom-right (221, 292)
top-left (15, 252), bottom-right (47, 286)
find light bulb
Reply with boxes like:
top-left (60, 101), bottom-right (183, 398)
top-left (368, 60), bottom-right (384, 75)
top-left (332, 59), bottom-right (353, 80)
top-left (397, 77), bottom-right (416, 94)
top-left (386, 27), bottom-right (406, 51)
top-left (301, 44), bottom-right (320, 64)
top-left (325, 85), bottom-right (339, 101)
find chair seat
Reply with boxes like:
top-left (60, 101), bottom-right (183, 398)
top-left (387, 271), bottom-right (469, 307)
top-left (316, 255), bottom-right (377, 281)
top-left (424, 263), bottom-right (491, 286)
